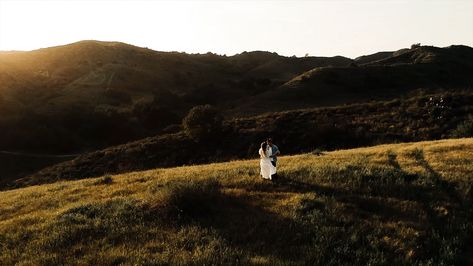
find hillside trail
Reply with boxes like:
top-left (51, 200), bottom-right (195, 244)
top-left (0, 150), bottom-right (80, 158)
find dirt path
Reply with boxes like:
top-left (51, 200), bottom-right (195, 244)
top-left (0, 150), bottom-right (80, 158)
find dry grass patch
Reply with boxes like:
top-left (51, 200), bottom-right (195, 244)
top-left (0, 138), bottom-right (472, 265)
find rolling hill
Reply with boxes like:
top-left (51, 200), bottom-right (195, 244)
top-left (237, 45), bottom-right (473, 113)
top-left (11, 91), bottom-right (473, 190)
top-left (1, 138), bottom-right (472, 265)
top-left (1, 41), bottom-right (472, 188)
top-left (0, 40), bottom-right (353, 154)
top-left (1, 42), bottom-right (472, 155)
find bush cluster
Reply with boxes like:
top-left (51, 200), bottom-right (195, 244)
top-left (182, 105), bottom-right (223, 142)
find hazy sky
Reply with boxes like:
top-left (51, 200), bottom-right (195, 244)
top-left (0, 0), bottom-right (472, 58)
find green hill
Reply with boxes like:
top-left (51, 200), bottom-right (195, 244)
top-left (0, 138), bottom-right (472, 265)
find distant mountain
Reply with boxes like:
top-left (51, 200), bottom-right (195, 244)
top-left (0, 41), bottom-right (353, 111)
top-left (234, 45), bottom-right (473, 114)
top-left (363, 45), bottom-right (473, 66)
top-left (0, 41), bottom-right (472, 184)
top-left (0, 41), bottom-right (353, 153)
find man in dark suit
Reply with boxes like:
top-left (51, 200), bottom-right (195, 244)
top-left (267, 138), bottom-right (280, 180)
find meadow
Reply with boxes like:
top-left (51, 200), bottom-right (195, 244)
top-left (0, 138), bottom-right (472, 265)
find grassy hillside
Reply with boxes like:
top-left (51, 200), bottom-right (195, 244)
top-left (0, 41), bottom-right (352, 153)
top-left (1, 42), bottom-right (472, 155)
top-left (1, 138), bottom-right (472, 265)
top-left (13, 91), bottom-right (473, 189)
top-left (1, 41), bottom-right (472, 191)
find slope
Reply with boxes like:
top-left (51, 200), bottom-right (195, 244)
top-left (0, 40), bottom-right (352, 153)
top-left (236, 45), bottom-right (473, 114)
top-left (11, 91), bottom-right (473, 189)
top-left (0, 138), bottom-right (472, 265)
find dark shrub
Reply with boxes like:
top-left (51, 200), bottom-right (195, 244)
top-left (93, 175), bottom-right (113, 185)
top-left (159, 179), bottom-right (222, 221)
top-left (182, 105), bottom-right (223, 141)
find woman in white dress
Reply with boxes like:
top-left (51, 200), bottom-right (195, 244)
top-left (259, 142), bottom-right (276, 180)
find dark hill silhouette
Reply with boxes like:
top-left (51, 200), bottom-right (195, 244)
top-left (354, 51), bottom-right (394, 65)
top-left (363, 45), bottom-right (473, 66)
top-left (0, 41), bottom-right (353, 153)
top-left (9, 91), bottom-right (473, 190)
top-left (235, 45), bottom-right (473, 114)
top-left (1, 41), bottom-right (473, 185)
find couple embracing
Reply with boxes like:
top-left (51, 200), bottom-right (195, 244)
top-left (258, 138), bottom-right (280, 180)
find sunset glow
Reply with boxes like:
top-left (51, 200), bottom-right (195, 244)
top-left (0, 0), bottom-right (472, 57)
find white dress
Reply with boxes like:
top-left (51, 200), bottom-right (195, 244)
top-left (259, 147), bottom-right (276, 180)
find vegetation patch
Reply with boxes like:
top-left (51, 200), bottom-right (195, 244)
top-left (149, 178), bottom-right (223, 223)
top-left (450, 115), bottom-right (473, 138)
top-left (0, 138), bottom-right (472, 265)
top-left (92, 175), bottom-right (114, 185)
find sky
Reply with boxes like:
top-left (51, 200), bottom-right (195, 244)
top-left (0, 0), bottom-right (472, 58)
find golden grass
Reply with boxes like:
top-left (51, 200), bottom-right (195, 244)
top-left (1, 138), bottom-right (472, 265)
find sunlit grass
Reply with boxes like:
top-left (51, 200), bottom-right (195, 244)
top-left (1, 138), bottom-right (472, 265)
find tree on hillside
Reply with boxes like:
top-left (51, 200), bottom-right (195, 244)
top-left (182, 105), bottom-right (223, 141)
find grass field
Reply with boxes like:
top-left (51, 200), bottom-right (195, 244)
top-left (1, 138), bottom-right (472, 265)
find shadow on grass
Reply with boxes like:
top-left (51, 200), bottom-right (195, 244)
top-left (409, 148), bottom-right (462, 204)
top-left (407, 149), bottom-right (473, 265)
top-left (4, 151), bottom-right (471, 265)
top-left (19, 181), bottom-right (311, 265)
top-left (240, 149), bottom-right (472, 264)
top-left (387, 150), bottom-right (419, 183)
top-left (147, 179), bottom-right (312, 261)
top-left (195, 193), bottom-right (311, 262)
